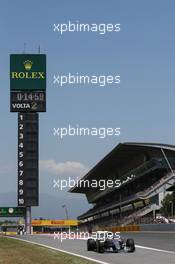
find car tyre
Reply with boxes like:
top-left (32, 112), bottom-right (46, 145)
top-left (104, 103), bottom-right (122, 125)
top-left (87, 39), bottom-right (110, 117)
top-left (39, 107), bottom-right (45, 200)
top-left (126, 239), bottom-right (135, 252)
top-left (96, 240), bottom-right (105, 253)
top-left (87, 239), bottom-right (96, 251)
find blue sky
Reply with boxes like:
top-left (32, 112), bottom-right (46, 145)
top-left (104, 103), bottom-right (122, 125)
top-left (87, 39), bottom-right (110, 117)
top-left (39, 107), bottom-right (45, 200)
top-left (0, 0), bottom-right (175, 218)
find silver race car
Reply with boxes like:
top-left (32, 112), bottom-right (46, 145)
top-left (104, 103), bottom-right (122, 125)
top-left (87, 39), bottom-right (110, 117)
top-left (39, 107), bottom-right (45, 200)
top-left (87, 231), bottom-right (135, 253)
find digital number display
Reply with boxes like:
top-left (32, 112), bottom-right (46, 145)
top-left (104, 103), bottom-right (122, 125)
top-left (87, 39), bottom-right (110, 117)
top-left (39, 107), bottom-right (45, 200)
top-left (18, 113), bottom-right (25, 206)
top-left (11, 91), bottom-right (46, 112)
top-left (13, 91), bottom-right (45, 101)
top-left (18, 113), bottom-right (39, 207)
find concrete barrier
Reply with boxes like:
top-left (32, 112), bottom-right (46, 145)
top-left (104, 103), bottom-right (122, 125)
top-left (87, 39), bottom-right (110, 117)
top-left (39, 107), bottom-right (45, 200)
top-left (140, 223), bottom-right (175, 231)
top-left (98, 224), bottom-right (175, 232)
top-left (109, 225), bottom-right (140, 232)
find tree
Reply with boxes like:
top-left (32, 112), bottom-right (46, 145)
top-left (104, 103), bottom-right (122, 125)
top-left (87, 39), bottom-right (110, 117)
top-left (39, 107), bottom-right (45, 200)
top-left (160, 192), bottom-right (175, 217)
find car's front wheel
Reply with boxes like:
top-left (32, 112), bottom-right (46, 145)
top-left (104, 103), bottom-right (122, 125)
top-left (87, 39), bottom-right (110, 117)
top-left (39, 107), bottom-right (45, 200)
top-left (126, 239), bottom-right (135, 252)
top-left (87, 239), bottom-right (96, 251)
top-left (96, 240), bottom-right (105, 253)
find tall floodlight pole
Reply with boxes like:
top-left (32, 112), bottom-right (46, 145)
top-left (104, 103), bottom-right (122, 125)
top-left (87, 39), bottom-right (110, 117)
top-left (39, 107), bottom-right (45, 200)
top-left (62, 205), bottom-right (69, 220)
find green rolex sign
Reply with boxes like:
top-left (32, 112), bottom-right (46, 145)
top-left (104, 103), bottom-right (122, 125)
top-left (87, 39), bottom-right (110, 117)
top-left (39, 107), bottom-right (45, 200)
top-left (10, 54), bottom-right (46, 91)
top-left (0, 207), bottom-right (26, 217)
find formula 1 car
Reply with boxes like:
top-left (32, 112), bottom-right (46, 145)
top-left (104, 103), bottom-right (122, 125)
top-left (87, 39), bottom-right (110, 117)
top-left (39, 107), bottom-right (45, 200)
top-left (87, 231), bottom-right (135, 253)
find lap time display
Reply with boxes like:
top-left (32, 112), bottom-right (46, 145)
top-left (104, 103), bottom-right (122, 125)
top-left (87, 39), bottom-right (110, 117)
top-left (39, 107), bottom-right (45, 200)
top-left (10, 91), bottom-right (46, 112)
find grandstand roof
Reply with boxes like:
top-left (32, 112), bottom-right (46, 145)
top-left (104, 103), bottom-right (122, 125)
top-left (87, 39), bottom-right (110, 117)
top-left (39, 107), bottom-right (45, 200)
top-left (70, 142), bottom-right (175, 193)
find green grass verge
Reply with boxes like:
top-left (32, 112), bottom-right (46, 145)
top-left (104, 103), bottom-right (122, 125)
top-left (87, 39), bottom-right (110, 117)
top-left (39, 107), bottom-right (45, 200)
top-left (0, 236), bottom-right (95, 264)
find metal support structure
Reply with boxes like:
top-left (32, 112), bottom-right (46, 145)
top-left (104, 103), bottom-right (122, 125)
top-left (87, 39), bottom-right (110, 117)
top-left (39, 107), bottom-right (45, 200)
top-left (161, 148), bottom-right (174, 174)
top-left (18, 113), bottom-right (39, 236)
top-left (25, 206), bottom-right (31, 234)
top-left (119, 194), bottom-right (122, 221)
top-left (153, 208), bottom-right (156, 219)
top-left (171, 201), bottom-right (174, 218)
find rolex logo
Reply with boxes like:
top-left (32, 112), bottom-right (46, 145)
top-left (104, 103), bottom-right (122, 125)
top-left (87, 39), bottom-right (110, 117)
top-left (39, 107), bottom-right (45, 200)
top-left (23, 60), bottom-right (33, 71)
top-left (11, 59), bottom-right (45, 80)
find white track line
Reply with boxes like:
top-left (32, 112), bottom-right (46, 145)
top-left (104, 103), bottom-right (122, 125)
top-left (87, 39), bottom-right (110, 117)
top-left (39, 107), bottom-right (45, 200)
top-left (7, 236), bottom-right (110, 264)
top-left (136, 245), bottom-right (175, 254)
top-left (5, 235), bottom-right (175, 263)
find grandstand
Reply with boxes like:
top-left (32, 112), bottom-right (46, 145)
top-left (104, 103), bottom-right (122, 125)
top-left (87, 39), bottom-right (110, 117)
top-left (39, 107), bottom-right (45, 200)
top-left (70, 143), bottom-right (175, 230)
